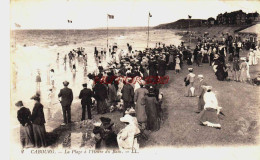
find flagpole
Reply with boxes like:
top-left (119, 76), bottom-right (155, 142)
top-left (107, 14), bottom-right (108, 49)
top-left (189, 17), bottom-right (191, 46)
top-left (147, 13), bottom-right (150, 48)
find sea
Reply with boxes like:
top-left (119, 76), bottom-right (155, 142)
top-left (10, 28), bottom-right (182, 132)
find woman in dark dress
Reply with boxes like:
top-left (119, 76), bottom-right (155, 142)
top-left (16, 101), bottom-right (35, 148)
top-left (209, 46), bottom-right (215, 66)
top-left (167, 53), bottom-right (174, 70)
top-left (31, 95), bottom-right (47, 148)
top-left (144, 86), bottom-right (160, 131)
top-left (215, 59), bottom-right (228, 81)
top-left (186, 51), bottom-right (193, 65)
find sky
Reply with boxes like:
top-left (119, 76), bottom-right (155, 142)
top-left (10, 0), bottom-right (260, 29)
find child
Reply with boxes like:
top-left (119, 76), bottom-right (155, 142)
top-left (175, 56), bottom-right (181, 74)
top-left (225, 63), bottom-right (233, 81)
top-left (185, 68), bottom-right (196, 97)
top-left (35, 70), bottom-right (41, 94)
top-left (232, 55), bottom-right (240, 81)
top-left (50, 69), bottom-right (55, 88)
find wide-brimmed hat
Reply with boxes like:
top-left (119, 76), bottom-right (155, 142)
top-left (63, 81), bottom-right (69, 86)
top-left (139, 80), bottom-right (146, 86)
top-left (93, 122), bottom-right (102, 127)
top-left (198, 74), bottom-right (204, 78)
top-left (214, 54), bottom-right (220, 58)
top-left (100, 117), bottom-right (114, 129)
top-left (125, 108), bottom-right (136, 114)
top-left (120, 114), bottom-right (133, 123)
top-left (100, 117), bottom-right (111, 125)
top-left (15, 101), bottom-right (23, 107)
top-left (126, 77), bottom-right (132, 83)
top-left (31, 95), bottom-right (40, 101)
top-left (188, 68), bottom-right (193, 71)
top-left (203, 85), bottom-right (212, 91)
top-left (240, 57), bottom-right (246, 61)
top-left (82, 83), bottom-right (87, 87)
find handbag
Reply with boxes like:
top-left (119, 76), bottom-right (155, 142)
top-left (184, 77), bottom-right (190, 86)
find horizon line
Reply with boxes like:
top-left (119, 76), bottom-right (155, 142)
top-left (10, 26), bottom-right (157, 31)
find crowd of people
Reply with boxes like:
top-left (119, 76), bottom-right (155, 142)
top-left (15, 32), bottom-right (260, 150)
top-left (181, 34), bottom-right (260, 84)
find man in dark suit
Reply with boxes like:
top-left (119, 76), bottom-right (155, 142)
top-left (79, 83), bottom-right (93, 120)
top-left (121, 78), bottom-right (134, 116)
top-left (58, 81), bottom-right (73, 125)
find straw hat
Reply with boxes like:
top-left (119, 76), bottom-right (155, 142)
top-left (139, 80), bottom-right (146, 86)
top-left (125, 108), bottom-right (136, 114)
top-left (214, 54), bottom-right (219, 58)
top-left (126, 77), bottom-right (132, 83)
top-left (120, 114), bottom-right (133, 123)
top-left (198, 74), bottom-right (204, 78)
top-left (93, 122), bottom-right (102, 127)
top-left (240, 57), bottom-right (246, 61)
top-left (203, 85), bottom-right (212, 91)
top-left (188, 68), bottom-right (193, 71)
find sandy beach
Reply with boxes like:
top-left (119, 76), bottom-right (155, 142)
top-left (10, 28), bottom-right (182, 148)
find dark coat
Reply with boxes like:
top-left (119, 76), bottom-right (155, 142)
top-left (79, 88), bottom-right (93, 105)
top-left (149, 61), bottom-right (157, 76)
top-left (31, 102), bottom-right (46, 125)
top-left (107, 84), bottom-right (117, 102)
top-left (17, 107), bottom-right (32, 126)
top-left (103, 131), bottom-right (118, 149)
top-left (58, 87), bottom-right (73, 106)
top-left (121, 84), bottom-right (134, 102)
top-left (193, 48), bottom-right (200, 60)
top-left (158, 60), bottom-right (166, 76)
top-left (145, 95), bottom-right (160, 131)
top-left (93, 83), bottom-right (108, 101)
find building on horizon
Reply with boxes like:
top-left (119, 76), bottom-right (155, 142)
top-left (216, 10), bottom-right (259, 25)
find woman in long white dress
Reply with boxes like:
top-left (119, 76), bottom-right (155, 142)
top-left (239, 57), bottom-right (248, 83)
top-left (175, 56), bottom-right (181, 73)
top-left (199, 86), bottom-right (222, 129)
top-left (246, 59), bottom-right (251, 82)
top-left (248, 49), bottom-right (254, 65)
top-left (252, 48), bottom-right (258, 65)
top-left (117, 114), bottom-right (140, 151)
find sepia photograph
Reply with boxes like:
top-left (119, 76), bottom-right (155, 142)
top-left (9, 0), bottom-right (260, 159)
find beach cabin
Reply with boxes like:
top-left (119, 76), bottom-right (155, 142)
top-left (237, 23), bottom-right (260, 47)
